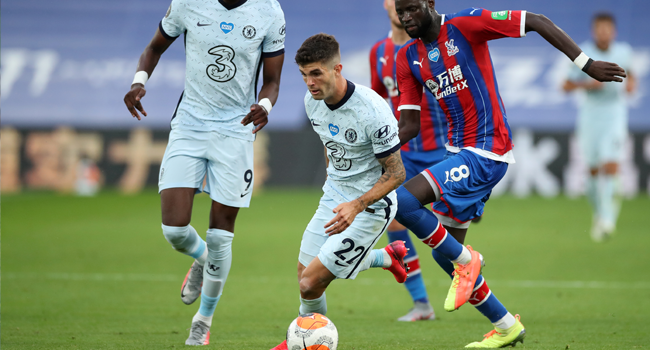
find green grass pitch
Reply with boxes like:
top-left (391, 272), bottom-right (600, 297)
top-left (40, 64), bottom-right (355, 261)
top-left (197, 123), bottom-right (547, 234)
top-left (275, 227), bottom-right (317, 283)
top-left (3, 190), bottom-right (650, 349)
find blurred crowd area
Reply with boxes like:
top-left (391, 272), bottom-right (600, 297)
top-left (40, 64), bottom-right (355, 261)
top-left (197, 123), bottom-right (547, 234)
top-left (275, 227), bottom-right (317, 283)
top-left (1, 0), bottom-right (649, 196)
top-left (2, 127), bottom-right (649, 197)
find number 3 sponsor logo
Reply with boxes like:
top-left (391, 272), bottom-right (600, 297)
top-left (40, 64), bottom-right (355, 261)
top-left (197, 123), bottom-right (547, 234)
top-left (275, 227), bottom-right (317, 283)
top-left (444, 165), bottom-right (470, 184)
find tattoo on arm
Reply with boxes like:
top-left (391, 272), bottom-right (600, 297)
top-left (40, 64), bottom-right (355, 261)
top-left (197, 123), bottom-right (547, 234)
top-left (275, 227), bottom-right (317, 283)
top-left (357, 150), bottom-right (406, 208)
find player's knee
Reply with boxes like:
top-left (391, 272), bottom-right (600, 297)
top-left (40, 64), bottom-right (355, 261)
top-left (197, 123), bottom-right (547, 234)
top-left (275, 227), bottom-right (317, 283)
top-left (299, 276), bottom-right (324, 299)
top-left (395, 186), bottom-right (424, 226)
top-left (205, 229), bottom-right (234, 258)
top-left (161, 224), bottom-right (191, 248)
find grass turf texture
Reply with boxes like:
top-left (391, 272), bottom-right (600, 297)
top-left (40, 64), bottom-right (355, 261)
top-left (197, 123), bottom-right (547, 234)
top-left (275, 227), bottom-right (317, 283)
top-left (3, 190), bottom-right (650, 349)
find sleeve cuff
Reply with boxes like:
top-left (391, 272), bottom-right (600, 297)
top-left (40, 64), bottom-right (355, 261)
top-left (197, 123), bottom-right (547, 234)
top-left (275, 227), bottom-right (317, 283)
top-left (397, 104), bottom-right (421, 111)
top-left (262, 48), bottom-right (285, 58)
top-left (375, 143), bottom-right (401, 159)
top-left (159, 21), bottom-right (179, 41)
top-left (520, 11), bottom-right (527, 38)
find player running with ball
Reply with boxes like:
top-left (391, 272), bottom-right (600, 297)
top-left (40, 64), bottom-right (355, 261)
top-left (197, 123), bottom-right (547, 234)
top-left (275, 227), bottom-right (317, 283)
top-left (272, 33), bottom-right (410, 350)
top-left (123, 0), bottom-right (285, 345)
top-left (392, 0), bottom-right (626, 347)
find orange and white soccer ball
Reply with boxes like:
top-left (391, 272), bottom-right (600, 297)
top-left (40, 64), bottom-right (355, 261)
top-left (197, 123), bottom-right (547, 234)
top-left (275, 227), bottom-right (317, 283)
top-left (286, 313), bottom-right (338, 350)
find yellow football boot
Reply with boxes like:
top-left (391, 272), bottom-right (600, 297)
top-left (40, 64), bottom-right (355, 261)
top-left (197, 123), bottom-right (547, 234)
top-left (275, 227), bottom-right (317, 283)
top-left (444, 245), bottom-right (482, 312)
top-left (465, 314), bottom-right (526, 348)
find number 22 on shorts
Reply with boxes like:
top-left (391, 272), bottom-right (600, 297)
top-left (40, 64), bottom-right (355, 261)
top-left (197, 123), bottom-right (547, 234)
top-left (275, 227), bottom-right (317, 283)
top-left (444, 165), bottom-right (470, 184)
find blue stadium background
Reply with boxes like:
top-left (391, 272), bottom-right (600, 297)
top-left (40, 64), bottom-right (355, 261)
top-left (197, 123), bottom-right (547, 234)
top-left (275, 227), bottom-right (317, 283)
top-left (2, 0), bottom-right (648, 131)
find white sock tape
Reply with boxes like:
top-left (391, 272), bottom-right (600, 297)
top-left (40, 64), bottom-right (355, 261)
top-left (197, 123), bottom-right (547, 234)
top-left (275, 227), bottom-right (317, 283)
top-left (258, 98), bottom-right (273, 114)
top-left (573, 52), bottom-right (590, 70)
top-left (132, 71), bottom-right (149, 87)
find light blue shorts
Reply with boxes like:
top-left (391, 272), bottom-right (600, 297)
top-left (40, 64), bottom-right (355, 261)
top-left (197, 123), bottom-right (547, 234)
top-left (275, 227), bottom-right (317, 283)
top-left (158, 128), bottom-right (254, 208)
top-left (577, 120), bottom-right (627, 168)
top-left (299, 194), bottom-right (396, 280)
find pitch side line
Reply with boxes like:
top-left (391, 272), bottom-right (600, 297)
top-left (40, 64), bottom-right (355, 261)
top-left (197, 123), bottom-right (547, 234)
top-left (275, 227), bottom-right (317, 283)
top-left (3, 272), bottom-right (650, 290)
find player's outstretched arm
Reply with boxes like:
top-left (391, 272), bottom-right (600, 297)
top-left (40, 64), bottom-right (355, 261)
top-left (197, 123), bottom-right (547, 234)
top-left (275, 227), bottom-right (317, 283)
top-left (324, 151), bottom-right (406, 235)
top-left (241, 54), bottom-right (285, 133)
top-left (524, 12), bottom-right (626, 83)
top-left (123, 28), bottom-right (176, 120)
top-left (398, 109), bottom-right (420, 145)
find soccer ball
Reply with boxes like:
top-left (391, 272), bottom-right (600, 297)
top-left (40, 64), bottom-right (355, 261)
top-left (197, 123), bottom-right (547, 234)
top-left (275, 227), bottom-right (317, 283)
top-left (286, 313), bottom-right (338, 350)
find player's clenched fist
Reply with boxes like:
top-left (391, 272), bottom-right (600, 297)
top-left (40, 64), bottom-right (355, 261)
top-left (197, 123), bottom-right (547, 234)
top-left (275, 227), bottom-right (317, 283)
top-left (324, 200), bottom-right (364, 236)
top-left (124, 84), bottom-right (148, 120)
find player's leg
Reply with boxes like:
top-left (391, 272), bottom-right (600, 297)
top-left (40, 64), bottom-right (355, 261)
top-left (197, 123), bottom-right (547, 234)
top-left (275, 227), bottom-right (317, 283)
top-left (595, 125), bottom-right (625, 239)
top-left (187, 132), bottom-right (253, 345)
top-left (429, 225), bottom-right (523, 347)
top-left (394, 172), bottom-right (480, 311)
top-left (158, 129), bottom-right (210, 306)
top-left (386, 220), bottom-right (435, 321)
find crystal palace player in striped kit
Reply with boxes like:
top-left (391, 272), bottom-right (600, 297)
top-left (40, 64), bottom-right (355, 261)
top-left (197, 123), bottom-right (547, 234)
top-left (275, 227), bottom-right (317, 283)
top-left (369, 0), bottom-right (447, 322)
top-left (392, 0), bottom-right (626, 347)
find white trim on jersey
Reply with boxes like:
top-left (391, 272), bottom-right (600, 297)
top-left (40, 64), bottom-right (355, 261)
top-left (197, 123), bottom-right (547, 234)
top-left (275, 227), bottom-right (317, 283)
top-left (397, 104), bottom-right (421, 111)
top-left (520, 11), bottom-right (527, 38)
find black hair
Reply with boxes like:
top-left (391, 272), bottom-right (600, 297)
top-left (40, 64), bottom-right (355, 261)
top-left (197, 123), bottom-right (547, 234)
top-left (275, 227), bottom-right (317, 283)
top-left (295, 33), bottom-right (340, 66)
top-left (592, 12), bottom-right (616, 26)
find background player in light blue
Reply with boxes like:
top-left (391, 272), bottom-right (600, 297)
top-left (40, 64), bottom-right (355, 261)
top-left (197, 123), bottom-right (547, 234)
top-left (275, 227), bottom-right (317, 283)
top-left (123, 0), bottom-right (285, 345)
top-left (563, 12), bottom-right (637, 242)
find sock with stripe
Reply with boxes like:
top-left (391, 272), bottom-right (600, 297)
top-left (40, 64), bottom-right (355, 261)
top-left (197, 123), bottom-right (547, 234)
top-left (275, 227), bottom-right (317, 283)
top-left (432, 250), bottom-right (515, 329)
top-left (388, 229), bottom-right (428, 303)
top-left (359, 249), bottom-right (392, 271)
top-left (194, 228), bottom-right (234, 326)
top-left (161, 224), bottom-right (207, 265)
top-left (395, 186), bottom-right (470, 264)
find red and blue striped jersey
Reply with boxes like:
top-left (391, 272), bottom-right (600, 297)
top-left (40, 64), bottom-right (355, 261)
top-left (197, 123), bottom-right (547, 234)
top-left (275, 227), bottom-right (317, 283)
top-left (370, 36), bottom-right (447, 153)
top-left (397, 8), bottom-right (526, 160)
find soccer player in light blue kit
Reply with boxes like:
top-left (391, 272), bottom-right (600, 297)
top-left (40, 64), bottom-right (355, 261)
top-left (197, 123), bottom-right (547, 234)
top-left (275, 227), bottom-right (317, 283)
top-left (272, 33), bottom-right (410, 350)
top-left (563, 12), bottom-right (636, 242)
top-left (123, 0), bottom-right (285, 345)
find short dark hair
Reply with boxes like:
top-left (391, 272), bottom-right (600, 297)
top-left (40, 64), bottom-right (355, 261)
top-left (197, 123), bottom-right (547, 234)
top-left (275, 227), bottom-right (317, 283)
top-left (593, 12), bottom-right (616, 26)
top-left (295, 33), bottom-right (340, 66)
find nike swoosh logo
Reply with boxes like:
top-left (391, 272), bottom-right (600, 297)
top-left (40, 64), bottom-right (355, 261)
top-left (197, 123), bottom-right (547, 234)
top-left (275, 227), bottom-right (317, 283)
top-left (197, 22), bottom-right (212, 26)
top-left (240, 192), bottom-right (250, 198)
top-left (311, 120), bottom-right (321, 126)
top-left (335, 260), bottom-right (347, 267)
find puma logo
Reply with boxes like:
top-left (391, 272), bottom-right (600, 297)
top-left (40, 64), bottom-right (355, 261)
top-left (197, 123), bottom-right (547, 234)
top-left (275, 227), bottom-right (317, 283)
top-left (413, 59), bottom-right (424, 68)
top-left (379, 56), bottom-right (388, 65)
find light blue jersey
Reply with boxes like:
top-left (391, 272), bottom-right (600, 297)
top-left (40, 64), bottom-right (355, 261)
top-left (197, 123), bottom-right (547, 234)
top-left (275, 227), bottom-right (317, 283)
top-left (305, 81), bottom-right (401, 210)
top-left (568, 41), bottom-right (633, 126)
top-left (161, 0), bottom-right (285, 141)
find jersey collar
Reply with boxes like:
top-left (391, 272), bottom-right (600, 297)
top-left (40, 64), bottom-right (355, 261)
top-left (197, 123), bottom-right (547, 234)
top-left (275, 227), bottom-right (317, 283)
top-left (325, 80), bottom-right (355, 111)
top-left (219, 0), bottom-right (247, 10)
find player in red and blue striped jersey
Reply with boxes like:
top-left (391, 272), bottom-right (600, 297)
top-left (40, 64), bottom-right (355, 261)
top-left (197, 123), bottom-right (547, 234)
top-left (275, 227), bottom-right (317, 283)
top-left (392, 0), bottom-right (626, 347)
top-left (369, 0), bottom-right (447, 323)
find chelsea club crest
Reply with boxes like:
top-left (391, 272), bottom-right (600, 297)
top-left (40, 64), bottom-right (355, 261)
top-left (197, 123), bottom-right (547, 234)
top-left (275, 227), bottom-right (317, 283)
top-left (345, 128), bottom-right (357, 143)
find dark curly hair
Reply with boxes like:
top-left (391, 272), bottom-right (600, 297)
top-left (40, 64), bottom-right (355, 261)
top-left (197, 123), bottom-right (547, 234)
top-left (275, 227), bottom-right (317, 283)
top-left (295, 33), bottom-right (340, 66)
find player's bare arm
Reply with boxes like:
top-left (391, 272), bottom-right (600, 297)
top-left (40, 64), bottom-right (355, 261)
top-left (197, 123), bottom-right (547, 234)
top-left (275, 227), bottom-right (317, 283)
top-left (325, 150), bottom-right (405, 235)
top-left (525, 13), bottom-right (626, 82)
top-left (398, 109), bottom-right (420, 145)
top-left (241, 54), bottom-right (285, 133)
top-left (123, 28), bottom-right (176, 120)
